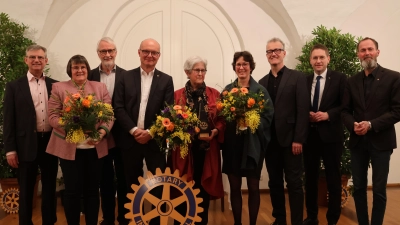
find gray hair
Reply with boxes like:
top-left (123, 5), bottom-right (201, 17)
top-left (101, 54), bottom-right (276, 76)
top-left (267, 37), bottom-right (285, 50)
top-left (26, 45), bottom-right (47, 57)
top-left (183, 56), bottom-right (208, 71)
top-left (97, 37), bottom-right (116, 51)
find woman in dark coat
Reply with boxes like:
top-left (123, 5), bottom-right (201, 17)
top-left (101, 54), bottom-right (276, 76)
top-left (222, 51), bottom-right (274, 225)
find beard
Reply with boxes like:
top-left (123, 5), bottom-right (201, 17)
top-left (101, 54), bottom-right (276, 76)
top-left (102, 60), bottom-right (115, 69)
top-left (361, 58), bottom-right (377, 70)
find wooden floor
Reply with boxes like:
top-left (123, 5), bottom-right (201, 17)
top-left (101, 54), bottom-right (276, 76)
top-left (1, 187), bottom-right (399, 224)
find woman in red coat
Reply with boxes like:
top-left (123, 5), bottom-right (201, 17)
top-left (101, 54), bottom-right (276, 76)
top-left (170, 56), bottom-right (225, 224)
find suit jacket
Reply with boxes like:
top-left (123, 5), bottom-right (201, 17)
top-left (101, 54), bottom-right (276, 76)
top-left (259, 67), bottom-right (309, 147)
top-left (342, 65), bottom-right (400, 150)
top-left (113, 67), bottom-right (174, 149)
top-left (88, 65), bottom-right (126, 147)
top-left (3, 75), bottom-right (58, 161)
top-left (46, 80), bottom-right (114, 160)
top-left (307, 70), bottom-right (346, 143)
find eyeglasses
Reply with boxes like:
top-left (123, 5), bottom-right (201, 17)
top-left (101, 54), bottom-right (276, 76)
top-left (266, 48), bottom-right (284, 55)
top-left (71, 66), bottom-right (87, 71)
top-left (235, 63), bottom-right (249, 68)
top-left (98, 49), bottom-right (116, 55)
top-left (192, 69), bottom-right (207, 74)
top-left (140, 49), bottom-right (160, 57)
top-left (27, 55), bottom-right (46, 61)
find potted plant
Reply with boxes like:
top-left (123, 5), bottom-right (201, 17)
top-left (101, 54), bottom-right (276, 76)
top-left (295, 25), bottom-right (362, 207)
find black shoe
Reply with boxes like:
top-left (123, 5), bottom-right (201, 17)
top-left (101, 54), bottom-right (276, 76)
top-left (271, 221), bottom-right (287, 225)
top-left (327, 223), bottom-right (336, 225)
top-left (99, 220), bottom-right (115, 225)
top-left (302, 218), bottom-right (319, 225)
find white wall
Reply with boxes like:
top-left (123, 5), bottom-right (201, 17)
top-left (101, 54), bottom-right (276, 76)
top-left (1, 0), bottom-right (399, 190)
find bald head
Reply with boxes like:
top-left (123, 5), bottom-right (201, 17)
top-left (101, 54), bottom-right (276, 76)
top-left (138, 38), bottom-right (161, 73)
top-left (139, 38), bottom-right (160, 51)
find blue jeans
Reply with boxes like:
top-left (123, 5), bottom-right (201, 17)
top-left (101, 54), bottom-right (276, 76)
top-left (351, 140), bottom-right (392, 225)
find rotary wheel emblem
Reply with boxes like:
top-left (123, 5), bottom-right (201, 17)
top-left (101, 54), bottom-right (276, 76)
top-left (125, 167), bottom-right (203, 224)
top-left (1, 188), bottom-right (19, 214)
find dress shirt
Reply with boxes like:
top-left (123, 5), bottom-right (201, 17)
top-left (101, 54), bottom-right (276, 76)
top-left (267, 66), bottom-right (286, 104)
top-left (310, 68), bottom-right (327, 111)
top-left (363, 67), bottom-right (377, 103)
top-left (99, 64), bottom-right (116, 99)
top-left (28, 72), bottom-right (51, 132)
top-left (130, 68), bottom-right (154, 134)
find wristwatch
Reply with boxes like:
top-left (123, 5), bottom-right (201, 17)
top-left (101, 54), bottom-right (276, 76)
top-left (368, 121), bottom-right (372, 130)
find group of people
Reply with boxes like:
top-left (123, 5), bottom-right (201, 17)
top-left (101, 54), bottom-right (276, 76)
top-left (3, 36), bottom-right (399, 225)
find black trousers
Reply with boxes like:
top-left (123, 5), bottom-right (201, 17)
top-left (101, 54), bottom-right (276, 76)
top-left (121, 140), bottom-right (166, 225)
top-left (265, 137), bottom-right (304, 225)
top-left (99, 147), bottom-right (129, 224)
top-left (17, 132), bottom-right (58, 225)
top-left (59, 148), bottom-right (103, 225)
top-left (304, 128), bottom-right (342, 223)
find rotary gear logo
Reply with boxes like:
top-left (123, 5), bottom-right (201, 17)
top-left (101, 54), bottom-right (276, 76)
top-left (125, 167), bottom-right (203, 225)
top-left (1, 188), bottom-right (19, 214)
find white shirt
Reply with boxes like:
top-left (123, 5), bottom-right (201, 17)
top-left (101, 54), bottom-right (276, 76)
top-left (310, 68), bottom-right (327, 111)
top-left (27, 72), bottom-right (51, 132)
top-left (130, 68), bottom-right (154, 134)
top-left (99, 64), bottom-right (116, 99)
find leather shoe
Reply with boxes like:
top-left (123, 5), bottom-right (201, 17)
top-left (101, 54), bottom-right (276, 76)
top-left (302, 218), bottom-right (319, 225)
top-left (328, 223), bottom-right (336, 225)
top-left (271, 221), bottom-right (287, 225)
top-left (99, 220), bottom-right (114, 225)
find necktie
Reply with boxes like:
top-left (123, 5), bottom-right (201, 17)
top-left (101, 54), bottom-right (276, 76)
top-left (312, 76), bottom-right (322, 112)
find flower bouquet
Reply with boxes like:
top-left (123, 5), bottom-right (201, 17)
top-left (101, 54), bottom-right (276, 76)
top-left (55, 91), bottom-right (114, 143)
top-left (149, 104), bottom-right (200, 159)
top-left (217, 86), bottom-right (267, 134)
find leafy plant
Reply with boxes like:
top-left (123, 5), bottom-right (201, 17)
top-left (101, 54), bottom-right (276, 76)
top-left (295, 25), bottom-right (363, 178)
top-left (0, 13), bottom-right (35, 179)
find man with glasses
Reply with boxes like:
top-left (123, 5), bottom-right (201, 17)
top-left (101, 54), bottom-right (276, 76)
top-left (3, 45), bottom-right (58, 225)
top-left (113, 38), bottom-right (174, 224)
top-left (342, 37), bottom-right (400, 225)
top-left (259, 37), bottom-right (309, 225)
top-left (88, 37), bottom-right (129, 225)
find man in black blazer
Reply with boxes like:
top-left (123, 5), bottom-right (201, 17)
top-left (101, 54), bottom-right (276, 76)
top-left (303, 44), bottom-right (346, 225)
top-left (88, 37), bottom-right (129, 225)
top-left (259, 37), bottom-right (309, 225)
top-left (3, 45), bottom-right (58, 225)
top-left (113, 38), bottom-right (174, 224)
top-left (342, 37), bottom-right (400, 225)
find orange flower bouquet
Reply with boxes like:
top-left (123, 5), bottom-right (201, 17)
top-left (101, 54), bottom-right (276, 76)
top-left (53, 91), bottom-right (114, 143)
top-left (149, 103), bottom-right (200, 158)
top-left (218, 86), bottom-right (267, 134)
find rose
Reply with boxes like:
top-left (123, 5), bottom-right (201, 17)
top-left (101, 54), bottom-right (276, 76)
top-left (82, 99), bottom-right (91, 108)
top-left (230, 88), bottom-right (239, 94)
top-left (240, 88), bottom-right (248, 94)
top-left (72, 93), bottom-right (81, 99)
top-left (247, 98), bottom-right (255, 108)
top-left (166, 123), bottom-right (175, 131)
top-left (230, 107), bottom-right (235, 112)
top-left (173, 105), bottom-right (182, 110)
top-left (162, 118), bottom-right (171, 127)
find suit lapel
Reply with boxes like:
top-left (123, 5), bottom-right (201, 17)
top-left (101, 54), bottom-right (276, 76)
top-left (275, 68), bottom-right (290, 103)
top-left (18, 78), bottom-right (35, 111)
top-left (319, 70), bottom-right (332, 109)
top-left (45, 78), bottom-right (53, 99)
top-left (307, 75), bottom-right (313, 109)
top-left (356, 72), bottom-right (366, 110)
top-left (133, 69), bottom-right (141, 105)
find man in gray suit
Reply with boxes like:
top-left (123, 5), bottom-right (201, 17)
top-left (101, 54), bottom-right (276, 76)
top-left (259, 37), bottom-right (309, 225)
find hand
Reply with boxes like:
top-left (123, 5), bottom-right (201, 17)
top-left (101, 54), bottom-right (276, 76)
top-left (313, 111), bottom-right (329, 122)
top-left (309, 111), bottom-right (317, 122)
top-left (198, 129), bottom-right (218, 142)
top-left (7, 153), bottom-right (19, 168)
top-left (86, 129), bottom-right (106, 145)
top-left (354, 121), bottom-right (369, 135)
top-left (133, 129), bottom-right (152, 144)
top-left (292, 142), bottom-right (303, 155)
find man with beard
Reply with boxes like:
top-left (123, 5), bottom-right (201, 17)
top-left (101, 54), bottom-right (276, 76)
top-left (88, 37), bottom-right (129, 225)
top-left (342, 37), bottom-right (400, 225)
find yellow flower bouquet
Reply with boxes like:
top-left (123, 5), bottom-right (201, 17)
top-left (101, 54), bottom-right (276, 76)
top-left (54, 91), bottom-right (114, 143)
top-left (149, 104), bottom-right (200, 159)
top-left (217, 87), bottom-right (267, 134)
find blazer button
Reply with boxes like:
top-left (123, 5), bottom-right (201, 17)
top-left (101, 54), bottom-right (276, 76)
top-left (34, 130), bottom-right (36, 133)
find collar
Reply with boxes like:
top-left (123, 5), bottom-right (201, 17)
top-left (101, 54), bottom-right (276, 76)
top-left (314, 68), bottom-right (327, 80)
top-left (27, 71), bottom-right (45, 81)
top-left (140, 67), bottom-right (155, 76)
top-left (268, 65), bottom-right (286, 77)
top-left (364, 65), bottom-right (380, 78)
top-left (99, 64), bottom-right (116, 73)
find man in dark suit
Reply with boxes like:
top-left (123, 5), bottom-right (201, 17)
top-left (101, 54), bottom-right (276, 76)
top-left (113, 38), bottom-right (174, 224)
top-left (259, 37), bottom-right (309, 225)
top-left (3, 45), bottom-right (58, 225)
top-left (342, 37), bottom-right (400, 225)
top-left (303, 44), bottom-right (346, 225)
top-left (88, 37), bottom-right (129, 225)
